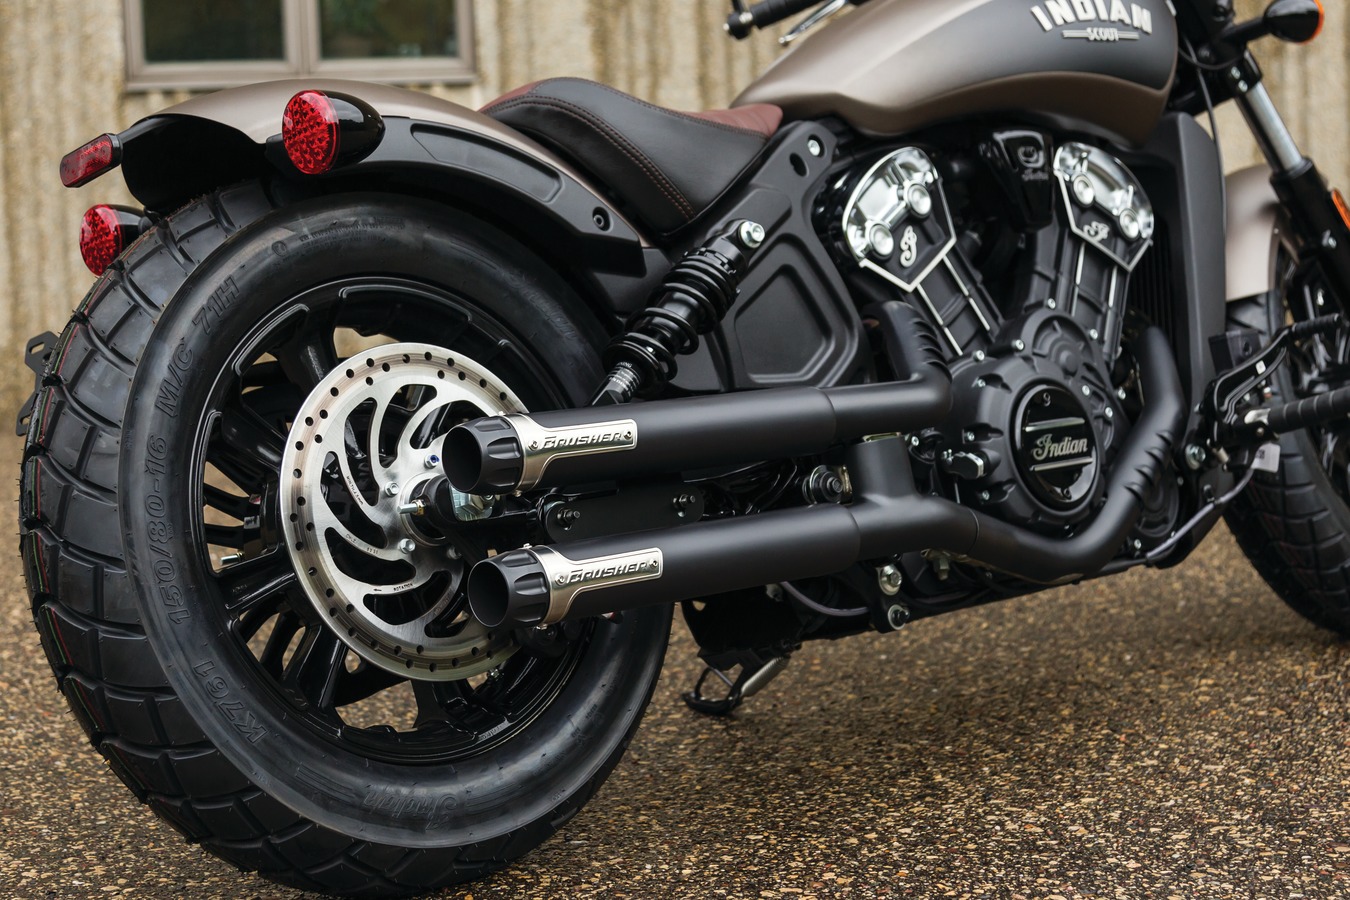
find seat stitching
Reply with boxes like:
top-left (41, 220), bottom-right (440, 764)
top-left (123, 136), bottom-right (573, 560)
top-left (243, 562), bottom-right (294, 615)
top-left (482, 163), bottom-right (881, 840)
top-left (487, 96), bottom-right (697, 220)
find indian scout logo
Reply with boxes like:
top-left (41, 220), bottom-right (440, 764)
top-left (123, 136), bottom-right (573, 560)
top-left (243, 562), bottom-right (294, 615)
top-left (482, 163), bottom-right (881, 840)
top-left (1032, 434), bottom-right (1091, 462)
top-left (1030, 0), bottom-right (1154, 41)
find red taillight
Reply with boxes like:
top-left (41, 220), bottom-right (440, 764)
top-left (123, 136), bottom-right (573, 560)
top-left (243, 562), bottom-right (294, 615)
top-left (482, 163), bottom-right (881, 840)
top-left (283, 91), bottom-right (340, 175)
top-left (60, 134), bottom-right (121, 188)
top-left (80, 205), bottom-right (143, 276)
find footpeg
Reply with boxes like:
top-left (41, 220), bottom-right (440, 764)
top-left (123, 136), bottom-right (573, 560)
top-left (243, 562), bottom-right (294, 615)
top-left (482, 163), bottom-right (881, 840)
top-left (682, 655), bottom-right (789, 717)
top-left (1247, 384), bottom-right (1350, 436)
top-left (1205, 314), bottom-right (1346, 449)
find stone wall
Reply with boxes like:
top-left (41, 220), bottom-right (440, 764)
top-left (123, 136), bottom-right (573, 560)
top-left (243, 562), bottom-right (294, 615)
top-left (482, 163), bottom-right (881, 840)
top-left (0, 0), bottom-right (1344, 403)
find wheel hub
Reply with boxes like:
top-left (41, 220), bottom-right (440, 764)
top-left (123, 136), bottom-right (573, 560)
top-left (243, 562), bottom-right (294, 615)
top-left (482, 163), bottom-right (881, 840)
top-left (280, 342), bottom-right (525, 680)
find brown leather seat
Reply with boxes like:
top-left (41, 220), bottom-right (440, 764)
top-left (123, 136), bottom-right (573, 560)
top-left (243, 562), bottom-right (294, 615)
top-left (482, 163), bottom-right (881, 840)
top-left (482, 78), bottom-right (783, 234)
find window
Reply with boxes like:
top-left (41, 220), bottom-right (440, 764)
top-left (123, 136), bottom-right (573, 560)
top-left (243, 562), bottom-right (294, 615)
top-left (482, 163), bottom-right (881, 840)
top-left (126, 0), bottom-right (473, 91)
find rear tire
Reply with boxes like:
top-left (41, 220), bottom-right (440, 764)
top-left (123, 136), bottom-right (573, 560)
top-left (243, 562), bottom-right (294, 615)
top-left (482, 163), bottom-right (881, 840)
top-left (21, 184), bottom-right (671, 896)
top-left (1225, 289), bottom-right (1350, 636)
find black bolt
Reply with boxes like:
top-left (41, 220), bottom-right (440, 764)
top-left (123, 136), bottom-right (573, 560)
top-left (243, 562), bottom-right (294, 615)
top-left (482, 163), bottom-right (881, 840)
top-left (886, 605), bottom-right (908, 630)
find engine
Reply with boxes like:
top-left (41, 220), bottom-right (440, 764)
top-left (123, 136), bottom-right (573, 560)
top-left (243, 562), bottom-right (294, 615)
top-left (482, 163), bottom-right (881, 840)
top-left (826, 134), bottom-right (1157, 534)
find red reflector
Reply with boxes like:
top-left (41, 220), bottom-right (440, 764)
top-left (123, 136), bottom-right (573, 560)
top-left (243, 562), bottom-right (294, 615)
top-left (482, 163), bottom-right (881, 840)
top-left (283, 91), bottom-right (340, 175)
top-left (79, 205), bottom-right (144, 276)
top-left (60, 134), bottom-right (120, 188)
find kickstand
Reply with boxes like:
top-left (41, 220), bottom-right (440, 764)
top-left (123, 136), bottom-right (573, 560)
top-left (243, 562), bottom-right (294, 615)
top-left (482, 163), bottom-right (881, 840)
top-left (682, 655), bottom-right (789, 717)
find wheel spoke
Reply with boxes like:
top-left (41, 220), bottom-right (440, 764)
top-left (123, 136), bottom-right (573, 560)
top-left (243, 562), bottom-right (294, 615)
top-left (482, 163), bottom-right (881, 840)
top-left (413, 679), bottom-right (471, 729)
top-left (218, 405), bottom-right (285, 473)
top-left (204, 523), bottom-right (261, 548)
top-left (276, 313), bottom-right (339, 394)
top-left (208, 439), bottom-right (273, 492)
top-left (204, 484), bottom-right (253, 520)
top-left (282, 626), bottom-right (346, 710)
top-left (236, 596), bottom-right (285, 642)
top-left (259, 610), bottom-right (302, 677)
top-left (334, 661), bottom-right (404, 706)
top-left (217, 553), bottom-right (298, 616)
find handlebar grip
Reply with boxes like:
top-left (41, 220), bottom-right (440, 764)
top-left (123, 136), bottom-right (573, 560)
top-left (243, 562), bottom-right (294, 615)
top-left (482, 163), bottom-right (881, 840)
top-left (1267, 384), bottom-right (1350, 434)
top-left (726, 0), bottom-right (822, 39)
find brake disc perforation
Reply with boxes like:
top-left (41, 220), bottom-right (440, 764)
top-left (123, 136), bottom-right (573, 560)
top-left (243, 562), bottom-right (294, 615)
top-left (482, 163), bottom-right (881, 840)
top-left (280, 342), bottom-right (527, 681)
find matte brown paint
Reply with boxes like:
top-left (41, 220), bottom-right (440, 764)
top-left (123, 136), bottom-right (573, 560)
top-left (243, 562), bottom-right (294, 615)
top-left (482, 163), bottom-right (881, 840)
top-left (734, 0), bottom-right (1178, 147)
top-left (1225, 165), bottom-right (1286, 302)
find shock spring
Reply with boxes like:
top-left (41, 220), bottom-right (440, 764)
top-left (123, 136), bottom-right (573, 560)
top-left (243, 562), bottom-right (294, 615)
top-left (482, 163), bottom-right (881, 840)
top-left (593, 220), bottom-right (763, 404)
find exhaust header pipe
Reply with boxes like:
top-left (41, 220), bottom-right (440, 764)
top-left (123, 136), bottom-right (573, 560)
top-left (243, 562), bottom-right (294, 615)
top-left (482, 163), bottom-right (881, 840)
top-left (444, 302), bottom-right (951, 494)
top-left (467, 327), bottom-right (1185, 628)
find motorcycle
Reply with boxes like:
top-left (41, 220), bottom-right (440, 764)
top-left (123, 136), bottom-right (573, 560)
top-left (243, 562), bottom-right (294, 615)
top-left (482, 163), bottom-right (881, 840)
top-left (18, 0), bottom-right (1348, 894)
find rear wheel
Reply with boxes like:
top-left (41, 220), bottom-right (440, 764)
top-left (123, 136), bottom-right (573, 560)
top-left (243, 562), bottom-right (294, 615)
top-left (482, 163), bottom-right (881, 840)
top-left (22, 185), bottom-right (671, 895)
top-left (1226, 269), bottom-right (1350, 636)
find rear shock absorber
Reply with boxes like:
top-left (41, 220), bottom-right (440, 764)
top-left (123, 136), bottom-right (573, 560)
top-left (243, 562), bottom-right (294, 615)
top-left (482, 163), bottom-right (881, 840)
top-left (593, 220), bottom-right (765, 405)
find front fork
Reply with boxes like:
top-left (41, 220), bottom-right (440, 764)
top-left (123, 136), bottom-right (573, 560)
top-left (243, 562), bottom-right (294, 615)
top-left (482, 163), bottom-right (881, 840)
top-left (1230, 55), bottom-right (1350, 302)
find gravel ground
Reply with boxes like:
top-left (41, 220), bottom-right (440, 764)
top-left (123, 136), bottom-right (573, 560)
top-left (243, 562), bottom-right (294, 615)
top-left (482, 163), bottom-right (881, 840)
top-left (2, 429), bottom-right (1348, 900)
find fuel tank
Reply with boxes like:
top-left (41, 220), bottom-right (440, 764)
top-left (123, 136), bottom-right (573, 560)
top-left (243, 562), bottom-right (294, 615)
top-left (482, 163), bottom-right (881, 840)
top-left (734, 0), bottom-right (1177, 146)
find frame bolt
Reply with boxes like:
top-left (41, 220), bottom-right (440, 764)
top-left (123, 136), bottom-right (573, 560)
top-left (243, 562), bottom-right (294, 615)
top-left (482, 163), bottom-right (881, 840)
top-left (425, 453), bottom-right (441, 469)
top-left (806, 137), bottom-right (824, 158)
top-left (1013, 340), bottom-right (1026, 352)
top-left (385, 481), bottom-right (400, 497)
top-left (878, 565), bottom-right (903, 596)
top-left (398, 538), bottom-right (417, 554)
top-left (739, 221), bottom-right (766, 248)
top-left (1184, 444), bottom-right (1208, 470)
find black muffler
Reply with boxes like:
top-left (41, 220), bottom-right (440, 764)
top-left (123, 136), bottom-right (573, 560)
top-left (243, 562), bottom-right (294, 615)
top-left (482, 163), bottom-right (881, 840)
top-left (468, 327), bottom-right (1186, 628)
top-left (444, 302), bottom-right (951, 494)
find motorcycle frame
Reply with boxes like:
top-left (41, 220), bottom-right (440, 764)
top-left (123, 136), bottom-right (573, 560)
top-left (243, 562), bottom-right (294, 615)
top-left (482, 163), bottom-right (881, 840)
top-left (67, 2), bottom-right (1345, 639)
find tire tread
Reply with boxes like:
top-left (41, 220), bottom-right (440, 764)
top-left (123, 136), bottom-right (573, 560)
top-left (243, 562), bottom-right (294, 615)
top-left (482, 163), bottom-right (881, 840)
top-left (19, 182), bottom-right (658, 896)
top-left (1224, 294), bottom-right (1350, 634)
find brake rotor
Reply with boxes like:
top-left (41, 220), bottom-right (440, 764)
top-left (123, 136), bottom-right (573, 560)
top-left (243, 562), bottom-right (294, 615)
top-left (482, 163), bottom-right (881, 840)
top-left (280, 343), bottom-right (525, 681)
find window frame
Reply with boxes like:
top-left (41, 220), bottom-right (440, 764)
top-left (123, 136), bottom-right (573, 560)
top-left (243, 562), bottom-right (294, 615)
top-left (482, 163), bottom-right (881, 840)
top-left (125, 0), bottom-right (475, 91)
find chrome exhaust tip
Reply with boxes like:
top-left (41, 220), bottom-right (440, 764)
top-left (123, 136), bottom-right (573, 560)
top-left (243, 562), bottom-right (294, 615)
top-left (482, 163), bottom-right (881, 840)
top-left (469, 546), bottom-right (664, 627)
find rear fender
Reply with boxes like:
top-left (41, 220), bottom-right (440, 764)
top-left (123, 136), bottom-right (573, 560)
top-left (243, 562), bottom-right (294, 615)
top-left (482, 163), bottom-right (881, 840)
top-left (113, 79), bottom-right (664, 315)
top-left (1226, 165), bottom-right (1288, 301)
